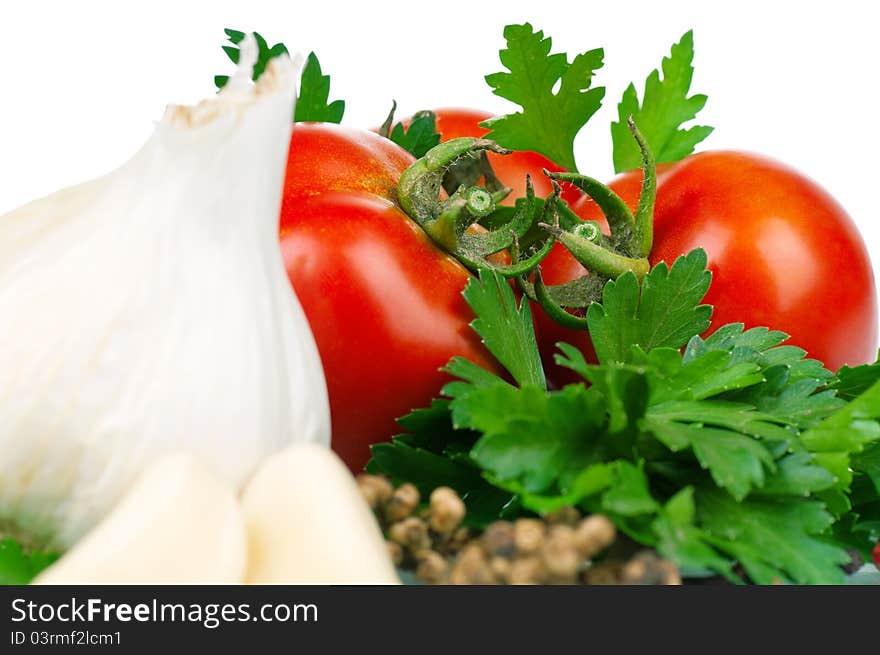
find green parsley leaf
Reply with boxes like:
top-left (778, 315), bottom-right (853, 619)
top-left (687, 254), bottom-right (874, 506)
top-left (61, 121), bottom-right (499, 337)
top-left (491, 463), bottom-right (615, 514)
top-left (294, 52), bottom-right (345, 123)
top-left (215, 32), bottom-right (343, 124)
top-left (684, 324), bottom-right (842, 428)
top-left (799, 379), bottom-right (880, 454)
top-left (645, 399), bottom-right (791, 442)
top-left (853, 442), bottom-right (880, 493)
top-left (579, 362), bottom-right (649, 436)
top-left (612, 30), bottom-right (713, 173)
top-left (797, 379), bottom-right (880, 516)
top-left (638, 347), bottom-right (765, 403)
top-left (0, 538), bottom-right (58, 585)
top-left (834, 359), bottom-right (880, 400)
top-left (462, 269), bottom-right (545, 389)
top-left (600, 461), bottom-right (659, 517)
top-left (467, 384), bottom-right (606, 493)
top-left (392, 398), bottom-right (478, 456)
top-left (215, 29), bottom-right (289, 90)
top-left (653, 488), bottom-right (737, 580)
top-left (388, 111), bottom-right (441, 158)
top-left (757, 453), bottom-right (837, 497)
top-left (644, 417), bottom-right (775, 501)
top-left (367, 399), bottom-right (513, 527)
top-left (481, 23), bottom-right (604, 172)
top-left (698, 489), bottom-right (849, 584)
top-left (440, 356), bottom-right (509, 413)
top-left (368, 440), bottom-right (514, 528)
top-left (446, 381), bottom-right (538, 436)
top-left (586, 249), bottom-right (712, 364)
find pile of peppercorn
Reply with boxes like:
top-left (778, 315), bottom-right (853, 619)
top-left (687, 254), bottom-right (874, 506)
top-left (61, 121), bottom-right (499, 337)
top-left (356, 474), bottom-right (682, 585)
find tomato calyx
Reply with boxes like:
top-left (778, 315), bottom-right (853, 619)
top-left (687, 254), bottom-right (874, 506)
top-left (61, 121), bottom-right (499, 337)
top-left (394, 118), bottom-right (659, 331)
top-left (538, 203), bottom-right (650, 280)
top-left (397, 137), bottom-right (560, 277)
top-left (521, 117), bottom-right (657, 326)
top-left (377, 100), bottom-right (400, 138)
top-left (398, 136), bottom-right (511, 229)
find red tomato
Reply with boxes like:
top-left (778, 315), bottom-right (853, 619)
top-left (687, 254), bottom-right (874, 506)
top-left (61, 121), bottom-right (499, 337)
top-left (280, 123), bottom-right (499, 471)
top-left (873, 540), bottom-right (880, 569)
top-left (543, 151), bottom-right (878, 377)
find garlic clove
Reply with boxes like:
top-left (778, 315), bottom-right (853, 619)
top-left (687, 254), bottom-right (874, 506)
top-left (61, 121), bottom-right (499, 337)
top-left (241, 443), bottom-right (400, 584)
top-left (0, 35), bottom-right (330, 548)
top-left (33, 454), bottom-right (246, 584)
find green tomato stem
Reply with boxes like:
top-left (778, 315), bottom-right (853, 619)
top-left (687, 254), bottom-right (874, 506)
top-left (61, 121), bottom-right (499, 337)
top-left (533, 268), bottom-right (591, 330)
top-left (427, 195), bottom-right (467, 251)
top-left (540, 222), bottom-right (650, 280)
top-left (397, 137), bottom-right (510, 226)
top-left (464, 186), bottom-right (495, 218)
top-left (378, 100), bottom-right (397, 139)
top-left (628, 116), bottom-right (656, 258)
top-left (545, 170), bottom-right (636, 250)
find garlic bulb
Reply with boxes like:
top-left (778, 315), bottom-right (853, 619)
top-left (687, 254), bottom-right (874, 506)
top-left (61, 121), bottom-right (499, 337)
top-left (0, 36), bottom-right (330, 548)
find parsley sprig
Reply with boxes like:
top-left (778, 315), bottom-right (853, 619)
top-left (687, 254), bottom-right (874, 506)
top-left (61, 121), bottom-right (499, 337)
top-left (378, 105), bottom-right (442, 158)
top-left (481, 23), bottom-right (605, 172)
top-left (216, 29), bottom-right (344, 124)
top-left (480, 25), bottom-right (713, 176)
top-left (0, 538), bottom-right (57, 584)
top-left (611, 31), bottom-right (713, 173)
top-left (368, 250), bottom-right (880, 584)
top-left (294, 52), bottom-right (345, 123)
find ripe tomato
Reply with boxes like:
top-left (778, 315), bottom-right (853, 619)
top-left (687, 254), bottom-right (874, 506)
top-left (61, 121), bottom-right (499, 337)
top-left (280, 123), bottom-right (499, 472)
top-left (543, 151), bottom-right (878, 377)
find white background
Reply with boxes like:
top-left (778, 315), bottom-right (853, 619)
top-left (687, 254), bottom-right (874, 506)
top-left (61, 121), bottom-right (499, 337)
top-left (1, 0), bottom-right (877, 293)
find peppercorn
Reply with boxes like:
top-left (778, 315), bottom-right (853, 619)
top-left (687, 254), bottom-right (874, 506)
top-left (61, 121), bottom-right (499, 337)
top-left (481, 521), bottom-right (516, 558)
top-left (429, 487), bottom-right (466, 534)
top-left (513, 518), bottom-right (545, 556)
top-left (658, 559), bottom-right (682, 586)
top-left (620, 551), bottom-right (681, 585)
top-left (583, 560), bottom-right (623, 585)
top-left (388, 516), bottom-right (431, 552)
top-left (440, 526), bottom-right (471, 555)
top-left (449, 544), bottom-right (497, 585)
top-left (356, 474), bottom-right (393, 510)
top-left (490, 556), bottom-right (512, 583)
top-left (416, 550), bottom-right (448, 584)
top-left (386, 483), bottom-right (420, 522)
top-left (541, 525), bottom-right (581, 582)
top-left (573, 514), bottom-right (616, 559)
top-left (508, 556), bottom-right (546, 585)
top-left (370, 480), bottom-right (694, 586)
top-left (386, 541), bottom-right (404, 567)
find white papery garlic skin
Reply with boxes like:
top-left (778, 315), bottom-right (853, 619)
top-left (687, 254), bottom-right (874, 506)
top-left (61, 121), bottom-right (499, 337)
top-left (0, 37), bottom-right (330, 548)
